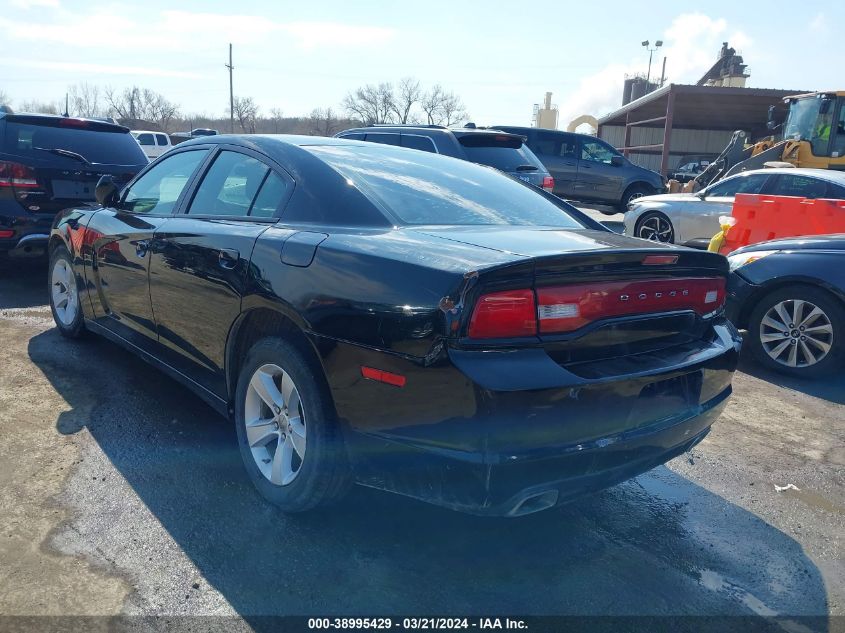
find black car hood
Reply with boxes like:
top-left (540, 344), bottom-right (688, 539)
top-left (411, 226), bottom-right (680, 257)
top-left (733, 233), bottom-right (845, 254)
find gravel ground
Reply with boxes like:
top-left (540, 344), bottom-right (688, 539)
top-left (0, 260), bottom-right (842, 632)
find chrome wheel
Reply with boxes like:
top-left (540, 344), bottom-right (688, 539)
top-left (51, 257), bottom-right (78, 327)
top-left (636, 214), bottom-right (674, 242)
top-left (759, 299), bottom-right (833, 368)
top-left (244, 363), bottom-right (307, 486)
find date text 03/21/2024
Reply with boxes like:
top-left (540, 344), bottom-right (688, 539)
top-left (307, 618), bottom-right (528, 630)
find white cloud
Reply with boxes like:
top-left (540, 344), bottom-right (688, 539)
top-left (0, 58), bottom-right (203, 79)
top-left (556, 12), bottom-right (752, 129)
top-left (0, 9), bottom-right (395, 53)
top-left (808, 13), bottom-right (828, 34)
top-left (8, 0), bottom-right (59, 8)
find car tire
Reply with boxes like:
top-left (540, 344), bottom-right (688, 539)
top-left (234, 336), bottom-right (351, 512)
top-left (48, 245), bottom-right (86, 339)
top-left (747, 284), bottom-right (845, 378)
top-left (634, 211), bottom-right (675, 243)
top-left (619, 183), bottom-right (654, 211)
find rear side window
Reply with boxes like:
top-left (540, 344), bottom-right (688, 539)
top-left (400, 134), bottom-right (437, 153)
top-left (457, 134), bottom-right (543, 172)
top-left (308, 145), bottom-right (584, 227)
top-left (188, 151), bottom-right (271, 217)
top-left (707, 174), bottom-right (768, 197)
top-left (122, 150), bottom-right (207, 215)
top-left (364, 133), bottom-right (400, 146)
top-left (250, 173), bottom-right (288, 218)
top-left (136, 133), bottom-right (155, 146)
top-left (156, 134), bottom-right (169, 146)
top-left (4, 121), bottom-right (148, 165)
top-left (771, 174), bottom-right (829, 199)
top-left (338, 133), bottom-right (365, 141)
top-left (827, 182), bottom-right (845, 199)
top-left (534, 132), bottom-right (577, 158)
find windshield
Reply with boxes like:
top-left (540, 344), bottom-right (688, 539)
top-left (308, 144), bottom-right (584, 227)
top-left (783, 96), bottom-right (835, 151)
top-left (3, 122), bottom-right (148, 166)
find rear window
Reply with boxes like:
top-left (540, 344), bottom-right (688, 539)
top-left (457, 134), bottom-right (543, 172)
top-left (307, 145), bottom-right (584, 228)
top-left (4, 122), bottom-right (148, 166)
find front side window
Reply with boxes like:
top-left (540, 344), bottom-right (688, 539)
top-left (121, 150), bottom-right (207, 215)
top-left (771, 174), bottom-right (828, 199)
top-left (705, 174), bottom-right (768, 198)
top-left (187, 151), bottom-right (271, 217)
top-left (136, 133), bottom-right (155, 146)
top-left (580, 139), bottom-right (618, 164)
top-left (307, 144), bottom-right (585, 227)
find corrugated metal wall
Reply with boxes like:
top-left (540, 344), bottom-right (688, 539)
top-left (600, 126), bottom-right (735, 171)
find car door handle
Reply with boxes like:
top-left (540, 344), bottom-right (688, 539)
top-left (218, 248), bottom-right (239, 269)
top-left (135, 239), bottom-right (149, 258)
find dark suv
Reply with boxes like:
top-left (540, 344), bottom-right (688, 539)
top-left (1, 112), bottom-right (148, 260)
top-left (335, 125), bottom-right (554, 193)
top-left (492, 126), bottom-right (664, 212)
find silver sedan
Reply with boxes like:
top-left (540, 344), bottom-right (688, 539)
top-left (623, 168), bottom-right (845, 247)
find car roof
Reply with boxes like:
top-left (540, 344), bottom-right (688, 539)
top-left (730, 167), bottom-right (845, 185)
top-left (0, 111), bottom-right (129, 132)
top-left (338, 125), bottom-right (525, 139)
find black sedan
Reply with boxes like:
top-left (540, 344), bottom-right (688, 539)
top-left (726, 234), bottom-right (845, 377)
top-left (48, 135), bottom-right (741, 516)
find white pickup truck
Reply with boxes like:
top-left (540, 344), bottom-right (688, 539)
top-left (130, 130), bottom-right (172, 161)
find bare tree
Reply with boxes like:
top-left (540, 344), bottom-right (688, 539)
top-left (230, 96), bottom-right (259, 133)
top-left (391, 77), bottom-right (422, 124)
top-left (342, 82), bottom-right (395, 125)
top-left (440, 90), bottom-right (468, 126)
top-left (268, 107), bottom-right (285, 133)
top-left (306, 108), bottom-right (342, 136)
top-left (105, 86), bottom-right (179, 131)
top-left (68, 83), bottom-right (102, 118)
top-left (421, 85), bottom-right (468, 126)
top-left (18, 100), bottom-right (61, 115)
top-left (0, 89), bottom-right (10, 108)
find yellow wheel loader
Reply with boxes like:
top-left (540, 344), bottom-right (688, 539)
top-left (689, 91), bottom-right (845, 191)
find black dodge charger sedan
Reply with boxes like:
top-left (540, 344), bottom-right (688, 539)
top-left (48, 135), bottom-right (741, 516)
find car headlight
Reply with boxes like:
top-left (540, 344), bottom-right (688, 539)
top-left (727, 250), bottom-right (779, 272)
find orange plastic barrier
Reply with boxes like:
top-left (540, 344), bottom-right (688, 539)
top-left (720, 193), bottom-right (845, 254)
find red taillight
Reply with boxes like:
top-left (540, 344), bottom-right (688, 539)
top-left (468, 289), bottom-right (537, 339)
top-left (0, 161), bottom-right (38, 189)
top-left (536, 277), bottom-right (726, 333)
top-left (542, 176), bottom-right (554, 192)
top-left (0, 230), bottom-right (14, 238)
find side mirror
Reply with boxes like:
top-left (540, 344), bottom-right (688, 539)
top-left (610, 155), bottom-right (624, 167)
top-left (95, 175), bottom-right (120, 207)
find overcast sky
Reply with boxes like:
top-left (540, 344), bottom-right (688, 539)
top-left (0, 0), bottom-right (838, 126)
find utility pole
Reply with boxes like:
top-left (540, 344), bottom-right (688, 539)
top-left (225, 43), bottom-right (234, 133)
top-left (659, 56), bottom-right (667, 87)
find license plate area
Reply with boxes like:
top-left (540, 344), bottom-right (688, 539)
top-left (51, 179), bottom-right (96, 199)
top-left (628, 371), bottom-right (703, 426)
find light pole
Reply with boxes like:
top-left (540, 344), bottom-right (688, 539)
top-left (641, 39), bottom-right (663, 87)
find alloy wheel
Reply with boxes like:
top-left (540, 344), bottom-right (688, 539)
top-left (51, 257), bottom-right (78, 327)
top-left (637, 215), bottom-right (673, 242)
top-left (759, 299), bottom-right (833, 368)
top-left (244, 363), bottom-right (307, 486)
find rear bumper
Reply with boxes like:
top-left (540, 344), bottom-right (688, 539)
top-left (0, 201), bottom-right (54, 256)
top-left (340, 320), bottom-right (741, 516)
